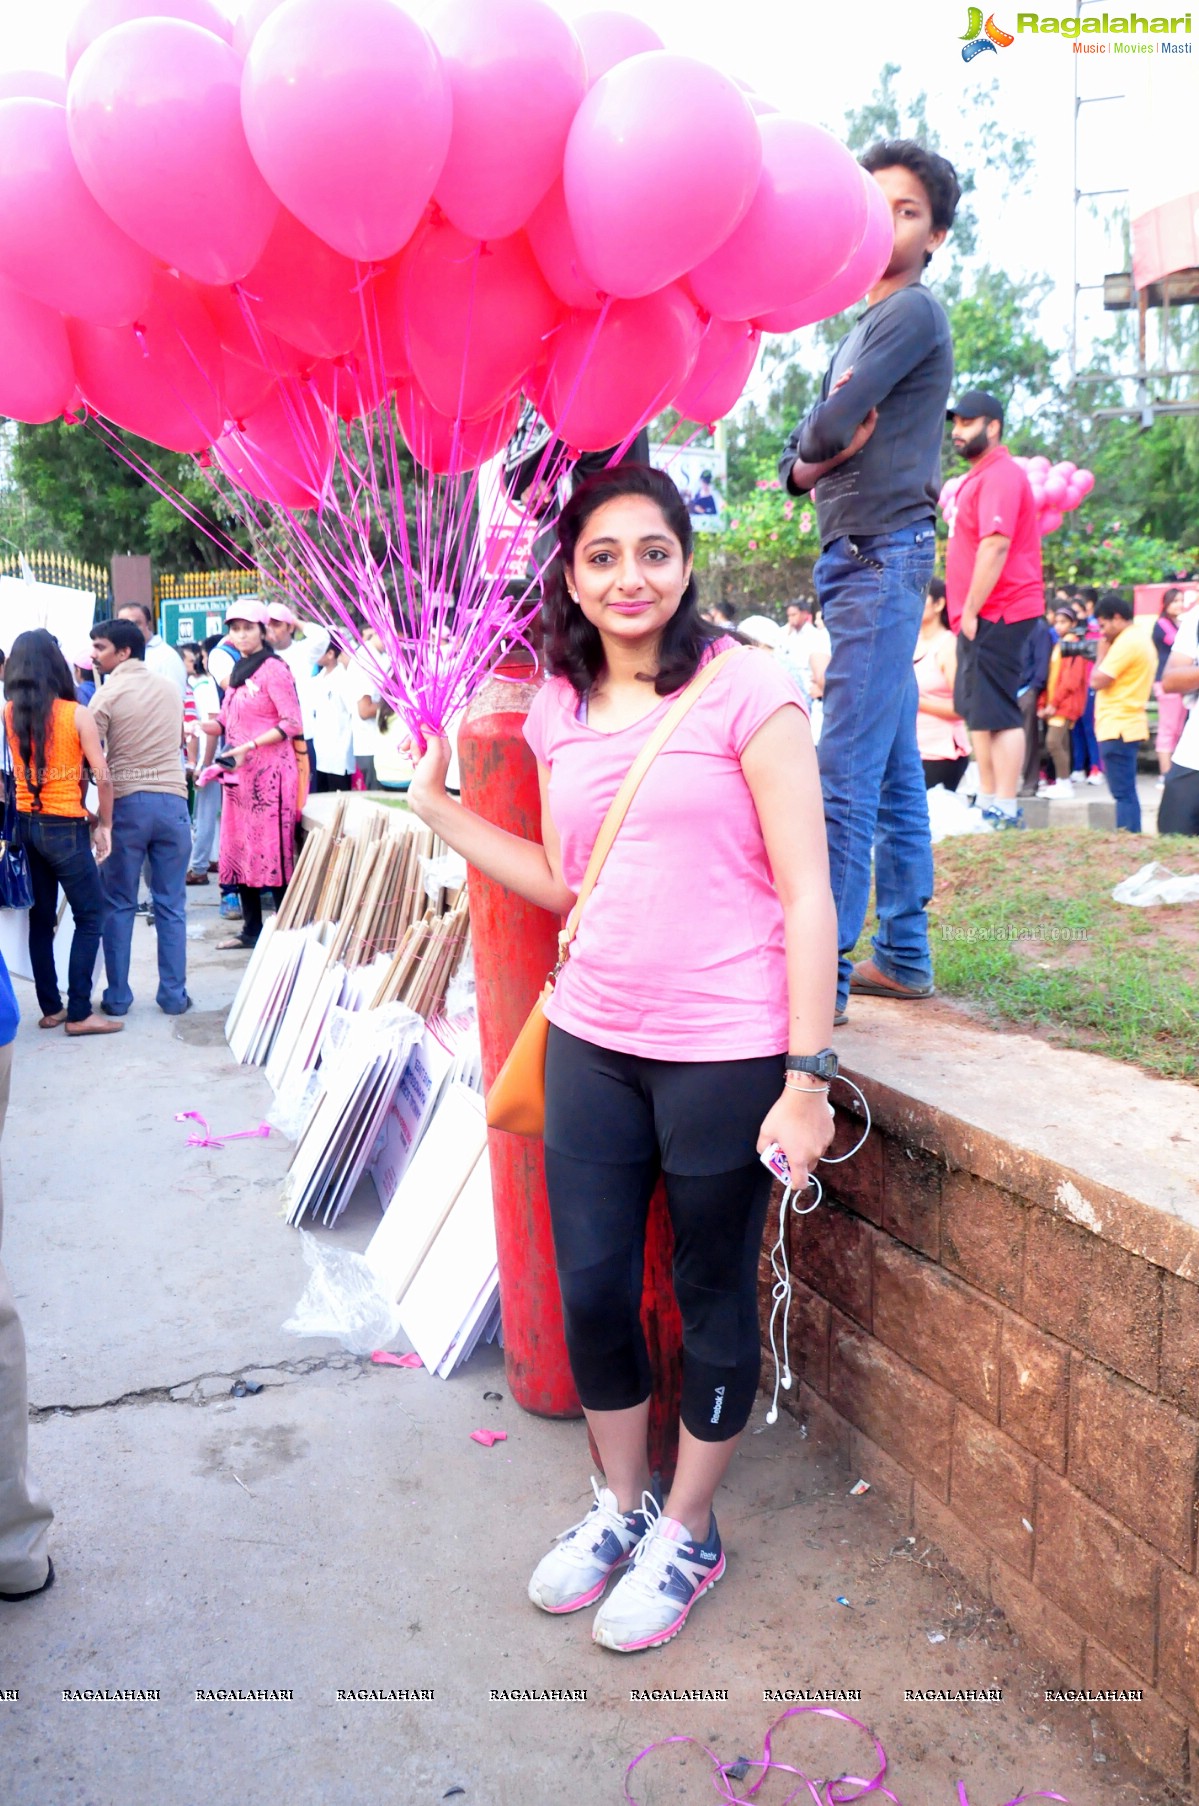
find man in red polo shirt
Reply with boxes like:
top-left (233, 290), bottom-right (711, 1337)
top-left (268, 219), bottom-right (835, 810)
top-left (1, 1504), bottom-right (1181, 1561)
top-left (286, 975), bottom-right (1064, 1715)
top-left (945, 389), bottom-right (1044, 830)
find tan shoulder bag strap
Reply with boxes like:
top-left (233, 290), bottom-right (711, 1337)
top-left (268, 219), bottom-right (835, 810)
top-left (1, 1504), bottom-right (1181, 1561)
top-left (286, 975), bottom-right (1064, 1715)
top-left (555, 646), bottom-right (741, 964)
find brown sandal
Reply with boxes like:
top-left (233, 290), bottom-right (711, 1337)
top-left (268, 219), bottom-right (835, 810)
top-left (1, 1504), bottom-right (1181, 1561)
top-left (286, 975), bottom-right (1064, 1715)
top-left (38, 1010), bottom-right (68, 1029)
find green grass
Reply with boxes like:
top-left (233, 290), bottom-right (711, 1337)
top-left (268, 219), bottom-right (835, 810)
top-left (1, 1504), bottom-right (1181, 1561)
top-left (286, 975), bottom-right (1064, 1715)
top-left (854, 830), bottom-right (1199, 1085)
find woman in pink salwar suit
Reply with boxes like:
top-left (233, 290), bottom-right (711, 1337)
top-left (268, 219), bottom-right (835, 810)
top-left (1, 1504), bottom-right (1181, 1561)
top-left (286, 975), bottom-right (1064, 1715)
top-left (200, 603), bottom-right (302, 951)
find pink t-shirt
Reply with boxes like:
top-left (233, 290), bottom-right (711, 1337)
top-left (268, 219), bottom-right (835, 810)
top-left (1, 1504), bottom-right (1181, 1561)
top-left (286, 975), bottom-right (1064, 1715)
top-left (523, 643), bottom-right (806, 1061)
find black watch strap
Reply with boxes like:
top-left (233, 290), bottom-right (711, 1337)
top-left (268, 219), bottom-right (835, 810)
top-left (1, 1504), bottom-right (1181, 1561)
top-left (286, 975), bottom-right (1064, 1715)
top-left (784, 1048), bottom-right (839, 1081)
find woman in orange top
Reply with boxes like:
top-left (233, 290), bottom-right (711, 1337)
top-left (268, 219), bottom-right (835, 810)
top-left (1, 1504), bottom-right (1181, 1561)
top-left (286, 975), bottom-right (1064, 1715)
top-left (4, 630), bottom-right (117, 1036)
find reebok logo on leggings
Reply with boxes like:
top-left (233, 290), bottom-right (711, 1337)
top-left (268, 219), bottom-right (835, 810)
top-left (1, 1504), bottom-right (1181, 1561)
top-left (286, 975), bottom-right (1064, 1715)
top-left (710, 1387), bottom-right (726, 1426)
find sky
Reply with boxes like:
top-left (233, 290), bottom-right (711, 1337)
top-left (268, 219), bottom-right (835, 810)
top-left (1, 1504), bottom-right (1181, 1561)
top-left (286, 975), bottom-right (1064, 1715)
top-left (1, 0), bottom-right (1194, 405)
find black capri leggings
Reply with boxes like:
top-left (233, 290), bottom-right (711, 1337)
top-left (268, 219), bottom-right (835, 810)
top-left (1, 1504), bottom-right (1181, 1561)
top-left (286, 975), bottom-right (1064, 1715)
top-left (543, 1025), bottom-right (782, 1444)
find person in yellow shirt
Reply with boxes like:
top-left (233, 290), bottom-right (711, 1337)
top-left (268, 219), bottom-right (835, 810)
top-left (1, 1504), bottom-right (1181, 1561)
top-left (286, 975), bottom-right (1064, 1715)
top-left (1090, 592), bottom-right (1155, 832)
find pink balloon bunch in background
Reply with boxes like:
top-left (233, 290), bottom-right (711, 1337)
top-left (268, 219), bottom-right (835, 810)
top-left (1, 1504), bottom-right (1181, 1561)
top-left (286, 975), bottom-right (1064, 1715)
top-left (0, 0), bottom-right (896, 734)
top-left (939, 456), bottom-right (1095, 538)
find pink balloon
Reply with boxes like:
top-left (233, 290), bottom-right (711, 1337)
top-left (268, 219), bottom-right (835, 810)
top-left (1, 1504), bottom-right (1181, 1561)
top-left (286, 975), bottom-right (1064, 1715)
top-left (0, 100), bottom-right (154, 327)
top-left (573, 10), bottom-right (664, 82)
top-left (68, 21), bottom-right (277, 284)
top-left (67, 0), bottom-right (233, 71)
top-left (690, 117), bottom-right (869, 323)
top-left (745, 93), bottom-right (779, 116)
top-left (0, 71), bottom-right (68, 103)
top-left (222, 350), bottom-right (277, 422)
top-left (242, 0), bottom-right (451, 261)
top-left (394, 380), bottom-right (519, 474)
top-left (0, 278), bottom-right (77, 424)
top-left (213, 383), bottom-right (334, 509)
top-left (428, 0), bottom-right (586, 241)
top-left (672, 318), bottom-right (759, 425)
top-left (405, 222), bottom-right (561, 422)
top-left (543, 285), bottom-right (701, 453)
top-left (1039, 508), bottom-right (1064, 535)
top-left (197, 281), bottom-right (307, 380)
top-left (232, 0), bottom-right (287, 56)
top-left (1028, 455), bottom-right (1051, 475)
top-left (564, 54), bottom-right (760, 300)
top-left (68, 273), bottom-right (226, 452)
top-left (309, 351), bottom-right (390, 422)
top-left (1052, 460), bottom-right (1076, 479)
top-left (1063, 476), bottom-right (1085, 510)
top-left (1074, 467), bottom-right (1095, 497)
top-left (1043, 473), bottom-right (1068, 507)
top-left (752, 167), bottom-right (891, 332)
top-left (242, 209), bottom-right (362, 361)
top-left (526, 178), bottom-right (605, 311)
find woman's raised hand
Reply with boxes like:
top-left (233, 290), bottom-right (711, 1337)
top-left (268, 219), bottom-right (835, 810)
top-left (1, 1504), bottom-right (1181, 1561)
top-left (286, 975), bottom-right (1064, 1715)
top-left (404, 733), bottom-right (452, 820)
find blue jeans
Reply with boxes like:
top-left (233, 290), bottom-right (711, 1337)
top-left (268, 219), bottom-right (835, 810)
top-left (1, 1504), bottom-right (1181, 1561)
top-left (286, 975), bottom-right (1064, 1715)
top-left (100, 792), bottom-right (192, 1013)
top-left (14, 815), bottom-right (105, 1023)
top-left (1071, 691), bottom-right (1100, 773)
top-left (814, 524), bottom-right (938, 1009)
top-left (189, 773), bottom-right (221, 875)
top-left (1097, 738), bottom-right (1141, 832)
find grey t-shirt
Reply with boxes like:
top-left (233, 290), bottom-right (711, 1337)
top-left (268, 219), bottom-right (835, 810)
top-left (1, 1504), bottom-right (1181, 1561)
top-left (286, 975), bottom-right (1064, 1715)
top-left (778, 283), bottom-right (953, 548)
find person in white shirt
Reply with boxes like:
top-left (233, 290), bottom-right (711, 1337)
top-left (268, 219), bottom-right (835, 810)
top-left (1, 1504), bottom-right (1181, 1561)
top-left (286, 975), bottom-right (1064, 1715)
top-left (183, 643), bottom-right (223, 884)
top-left (310, 646), bottom-right (355, 790)
top-left (336, 635), bottom-right (384, 789)
top-left (778, 599), bottom-right (831, 740)
top-left (265, 602), bottom-right (329, 809)
top-left (117, 603), bottom-right (188, 701)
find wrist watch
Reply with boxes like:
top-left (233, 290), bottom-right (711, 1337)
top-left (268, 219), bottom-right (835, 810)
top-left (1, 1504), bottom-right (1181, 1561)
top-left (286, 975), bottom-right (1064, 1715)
top-left (784, 1049), bottom-right (839, 1081)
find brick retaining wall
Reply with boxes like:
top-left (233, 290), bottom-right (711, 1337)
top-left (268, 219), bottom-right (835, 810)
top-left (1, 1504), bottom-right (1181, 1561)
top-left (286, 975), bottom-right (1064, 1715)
top-left (757, 1030), bottom-right (1199, 1795)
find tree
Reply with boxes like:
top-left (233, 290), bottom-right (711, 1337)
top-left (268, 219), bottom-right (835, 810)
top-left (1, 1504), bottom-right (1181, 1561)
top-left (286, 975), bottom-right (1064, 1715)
top-left (4, 418), bottom-right (249, 570)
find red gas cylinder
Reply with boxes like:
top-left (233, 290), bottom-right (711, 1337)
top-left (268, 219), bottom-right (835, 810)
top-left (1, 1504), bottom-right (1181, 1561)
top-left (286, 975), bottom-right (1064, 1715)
top-left (459, 660), bottom-right (580, 1419)
top-left (459, 655), bottom-right (683, 1482)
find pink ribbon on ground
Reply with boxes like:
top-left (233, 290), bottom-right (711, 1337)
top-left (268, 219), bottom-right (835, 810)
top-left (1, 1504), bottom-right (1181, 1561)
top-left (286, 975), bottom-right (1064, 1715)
top-left (371, 1351), bottom-right (423, 1369)
top-left (623, 1706), bottom-right (1070, 1806)
top-left (175, 1111), bottom-right (272, 1151)
top-left (469, 1429), bottom-right (507, 1447)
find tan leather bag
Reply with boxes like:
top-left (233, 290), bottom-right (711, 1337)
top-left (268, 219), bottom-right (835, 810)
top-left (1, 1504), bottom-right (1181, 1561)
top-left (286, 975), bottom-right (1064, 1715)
top-left (485, 648), bottom-right (740, 1137)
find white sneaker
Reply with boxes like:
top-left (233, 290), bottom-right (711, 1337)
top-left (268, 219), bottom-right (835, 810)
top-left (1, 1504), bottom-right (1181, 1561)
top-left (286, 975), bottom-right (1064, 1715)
top-left (1044, 780), bottom-right (1077, 799)
top-left (1070, 771), bottom-right (1086, 783)
top-left (591, 1500), bottom-right (725, 1652)
top-left (527, 1479), bottom-right (653, 1614)
top-left (1087, 772), bottom-right (1105, 786)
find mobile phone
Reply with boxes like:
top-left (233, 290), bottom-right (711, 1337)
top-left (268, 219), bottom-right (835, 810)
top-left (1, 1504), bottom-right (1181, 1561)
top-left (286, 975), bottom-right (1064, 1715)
top-left (760, 1142), bottom-right (791, 1184)
top-left (214, 751), bottom-right (237, 770)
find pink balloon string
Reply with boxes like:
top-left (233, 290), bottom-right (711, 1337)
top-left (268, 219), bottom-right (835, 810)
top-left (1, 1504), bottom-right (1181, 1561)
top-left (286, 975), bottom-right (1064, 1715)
top-left (175, 1111), bottom-right (272, 1151)
top-left (622, 1707), bottom-right (1070, 1806)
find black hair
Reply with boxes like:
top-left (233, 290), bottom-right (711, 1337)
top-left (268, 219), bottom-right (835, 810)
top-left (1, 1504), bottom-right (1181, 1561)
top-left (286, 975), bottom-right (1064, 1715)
top-left (859, 139), bottom-right (961, 266)
top-left (179, 642), bottom-right (206, 672)
top-left (92, 618), bottom-right (146, 660)
top-left (1095, 590), bottom-right (1133, 622)
top-left (1080, 586), bottom-right (1099, 605)
top-left (543, 463), bottom-right (721, 698)
top-left (203, 633), bottom-right (225, 657)
top-left (926, 575), bottom-right (950, 629)
top-left (5, 629), bottom-right (78, 813)
top-left (1161, 587), bottom-right (1181, 615)
top-left (699, 469), bottom-right (713, 484)
top-left (117, 600), bottom-right (153, 629)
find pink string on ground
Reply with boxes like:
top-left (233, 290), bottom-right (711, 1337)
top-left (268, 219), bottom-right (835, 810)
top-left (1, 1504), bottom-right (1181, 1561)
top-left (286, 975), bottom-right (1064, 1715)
top-left (623, 1706), bottom-right (1070, 1806)
top-left (175, 1111), bottom-right (272, 1151)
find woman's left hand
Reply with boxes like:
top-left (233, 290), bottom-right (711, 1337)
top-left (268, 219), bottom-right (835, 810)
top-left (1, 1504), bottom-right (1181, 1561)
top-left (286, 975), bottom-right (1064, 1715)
top-left (228, 743), bottom-right (253, 768)
top-left (757, 1086), bottom-right (835, 1191)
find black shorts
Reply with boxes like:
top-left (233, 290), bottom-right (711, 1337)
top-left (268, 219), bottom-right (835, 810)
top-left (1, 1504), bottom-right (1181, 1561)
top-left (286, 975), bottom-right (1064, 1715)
top-left (953, 616), bottom-right (1039, 733)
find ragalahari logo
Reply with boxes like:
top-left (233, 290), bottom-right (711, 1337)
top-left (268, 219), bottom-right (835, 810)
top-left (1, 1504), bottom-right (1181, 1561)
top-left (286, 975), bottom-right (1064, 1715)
top-left (961, 7), bottom-right (1016, 58)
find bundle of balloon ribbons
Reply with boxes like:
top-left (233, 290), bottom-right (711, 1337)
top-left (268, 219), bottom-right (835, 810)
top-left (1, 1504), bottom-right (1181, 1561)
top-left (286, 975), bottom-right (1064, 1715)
top-left (0, 0), bottom-right (897, 738)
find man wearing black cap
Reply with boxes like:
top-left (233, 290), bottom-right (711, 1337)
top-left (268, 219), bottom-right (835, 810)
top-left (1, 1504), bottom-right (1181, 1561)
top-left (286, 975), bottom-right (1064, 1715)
top-left (945, 391), bottom-right (1045, 830)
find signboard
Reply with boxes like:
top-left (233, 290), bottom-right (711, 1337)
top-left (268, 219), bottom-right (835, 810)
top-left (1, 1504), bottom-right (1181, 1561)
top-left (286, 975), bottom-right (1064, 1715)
top-left (649, 444), bottom-right (728, 533)
top-left (159, 600), bottom-right (234, 648)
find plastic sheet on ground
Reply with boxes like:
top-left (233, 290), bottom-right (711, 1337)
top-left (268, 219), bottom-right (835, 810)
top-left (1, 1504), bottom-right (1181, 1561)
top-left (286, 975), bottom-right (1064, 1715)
top-left (926, 783), bottom-right (990, 843)
top-left (282, 1230), bottom-right (405, 1356)
top-left (1111, 861), bottom-right (1199, 907)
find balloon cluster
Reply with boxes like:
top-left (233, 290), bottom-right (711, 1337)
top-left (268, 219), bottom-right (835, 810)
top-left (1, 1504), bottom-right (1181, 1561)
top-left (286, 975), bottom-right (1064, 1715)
top-left (939, 456), bottom-right (1095, 538)
top-left (0, 0), bottom-right (894, 474)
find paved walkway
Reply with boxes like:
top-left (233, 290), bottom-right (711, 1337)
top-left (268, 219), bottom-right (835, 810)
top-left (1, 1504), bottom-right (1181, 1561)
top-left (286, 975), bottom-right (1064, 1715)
top-left (0, 885), bottom-right (1176, 1806)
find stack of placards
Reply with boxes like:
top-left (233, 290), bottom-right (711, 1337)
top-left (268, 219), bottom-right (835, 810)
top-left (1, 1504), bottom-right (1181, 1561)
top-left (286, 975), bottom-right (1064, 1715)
top-left (364, 1082), bottom-right (500, 1378)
